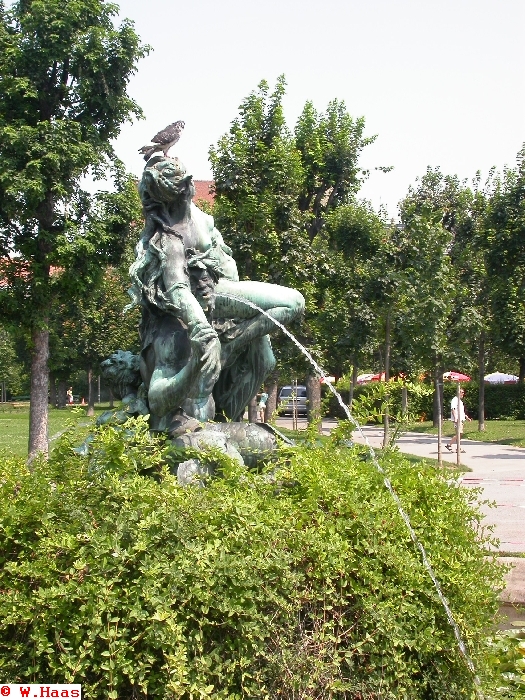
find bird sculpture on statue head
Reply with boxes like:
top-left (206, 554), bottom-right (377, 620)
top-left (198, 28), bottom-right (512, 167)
top-left (138, 120), bottom-right (185, 160)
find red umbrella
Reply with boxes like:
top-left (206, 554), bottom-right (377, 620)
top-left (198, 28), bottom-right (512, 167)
top-left (443, 371), bottom-right (471, 382)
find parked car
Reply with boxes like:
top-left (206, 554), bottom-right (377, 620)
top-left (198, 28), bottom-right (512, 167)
top-left (278, 385), bottom-right (308, 415)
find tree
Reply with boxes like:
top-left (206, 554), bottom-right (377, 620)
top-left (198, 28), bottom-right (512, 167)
top-left (400, 167), bottom-right (497, 429)
top-left (395, 205), bottom-right (454, 430)
top-left (209, 78), bottom-right (379, 421)
top-left (209, 77), bottom-right (317, 413)
top-left (0, 0), bottom-right (148, 457)
top-left (60, 265), bottom-right (141, 415)
top-left (46, 184), bottom-right (143, 412)
top-left (485, 146), bottom-right (525, 381)
top-left (209, 76), bottom-right (307, 286)
top-left (295, 99), bottom-right (376, 240)
top-left (315, 202), bottom-right (384, 381)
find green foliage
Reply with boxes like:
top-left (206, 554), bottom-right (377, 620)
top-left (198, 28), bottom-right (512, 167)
top-left (0, 0), bottom-right (147, 257)
top-left (0, 324), bottom-right (27, 395)
top-left (466, 383), bottom-right (525, 421)
top-left (312, 203), bottom-right (385, 376)
top-left (487, 627), bottom-right (525, 697)
top-left (0, 418), bottom-right (505, 697)
top-left (209, 77), bottom-right (380, 382)
top-left (346, 378), bottom-right (433, 446)
top-left (326, 378), bottom-right (433, 426)
top-left (295, 99), bottom-right (374, 240)
top-left (209, 76), bottom-right (306, 286)
top-left (326, 379), bottom-right (525, 423)
top-left (485, 146), bottom-right (525, 377)
top-left (393, 206), bottom-right (454, 361)
top-left (49, 262), bottom-right (142, 379)
top-left (426, 382), bottom-right (525, 422)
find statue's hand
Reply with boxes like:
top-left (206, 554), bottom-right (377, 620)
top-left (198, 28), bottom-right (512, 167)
top-left (189, 323), bottom-right (221, 381)
top-left (187, 245), bottom-right (238, 281)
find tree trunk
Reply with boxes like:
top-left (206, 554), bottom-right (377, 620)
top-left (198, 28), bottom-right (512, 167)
top-left (57, 380), bottom-right (67, 409)
top-left (247, 396), bottom-right (258, 422)
top-left (382, 312), bottom-right (391, 448)
top-left (49, 372), bottom-right (57, 408)
top-left (265, 374), bottom-right (278, 422)
top-left (478, 330), bottom-right (485, 431)
top-left (109, 387), bottom-right (114, 409)
top-left (28, 326), bottom-right (49, 460)
top-left (349, 359), bottom-right (357, 409)
top-left (519, 358), bottom-right (525, 384)
top-left (435, 356), bottom-right (443, 467)
top-left (87, 366), bottom-right (95, 417)
top-left (432, 355), bottom-right (444, 427)
top-left (306, 373), bottom-right (321, 430)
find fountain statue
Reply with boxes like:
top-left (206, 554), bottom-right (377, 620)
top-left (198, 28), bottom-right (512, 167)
top-left (95, 153), bottom-right (482, 678)
top-left (101, 154), bottom-right (304, 479)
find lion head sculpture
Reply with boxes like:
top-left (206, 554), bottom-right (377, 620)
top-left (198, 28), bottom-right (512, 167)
top-left (100, 350), bottom-right (142, 400)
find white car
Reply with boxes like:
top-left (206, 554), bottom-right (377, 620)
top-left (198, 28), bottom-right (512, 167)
top-left (278, 385), bottom-right (308, 415)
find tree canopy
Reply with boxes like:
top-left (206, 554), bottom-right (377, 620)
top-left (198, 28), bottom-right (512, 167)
top-left (209, 76), bottom-right (379, 389)
top-left (484, 147), bottom-right (525, 380)
top-left (0, 0), bottom-right (148, 456)
top-left (209, 76), bottom-right (525, 424)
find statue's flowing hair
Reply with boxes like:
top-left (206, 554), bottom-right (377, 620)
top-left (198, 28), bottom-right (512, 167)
top-left (126, 158), bottom-right (188, 313)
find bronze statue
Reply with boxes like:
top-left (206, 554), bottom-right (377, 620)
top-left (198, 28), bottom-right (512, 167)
top-left (126, 155), bottom-right (305, 434)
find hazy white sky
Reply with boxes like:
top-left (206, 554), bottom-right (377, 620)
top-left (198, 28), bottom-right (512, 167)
top-left (113, 0), bottom-right (524, 217)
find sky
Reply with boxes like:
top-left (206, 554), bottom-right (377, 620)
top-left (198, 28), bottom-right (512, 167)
top-left (112, 0), bottom-right (524, 219)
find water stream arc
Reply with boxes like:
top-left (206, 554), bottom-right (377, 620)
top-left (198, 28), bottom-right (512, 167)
top-left (216, 292), bottom-right (484, 695)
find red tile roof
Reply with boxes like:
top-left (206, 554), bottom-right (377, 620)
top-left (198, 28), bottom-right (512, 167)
top-left (193, 180), bottom-right (215, 205)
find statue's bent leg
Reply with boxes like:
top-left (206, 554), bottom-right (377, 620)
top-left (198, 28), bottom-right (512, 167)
top-left (214, 280), bottom-right (304, 354)
top-left (215, 279), bottom-right (304, 320)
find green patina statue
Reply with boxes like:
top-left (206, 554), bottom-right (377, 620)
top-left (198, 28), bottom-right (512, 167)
top-left (97, 157), bottom-right (303, 481)
top-left (126, 155), bottom-right (305, 433)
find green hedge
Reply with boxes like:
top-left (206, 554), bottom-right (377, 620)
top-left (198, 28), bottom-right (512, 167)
top-left (326, 380), bottom-right (525, 421)
top-left (0, 418), bottom-right (505, 698)
top-left (325, 382), bottom-right (429, 421)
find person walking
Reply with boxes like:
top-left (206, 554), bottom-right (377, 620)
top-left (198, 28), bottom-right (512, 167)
top-left (257, 390), bottom-right (269, 422)
top-left (445, 387), bottom-right (471, 452)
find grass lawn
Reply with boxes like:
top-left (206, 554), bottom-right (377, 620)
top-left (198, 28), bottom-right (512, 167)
top-left (0, 405), bottom-right (111, 458)
top-left (409, 419), bottom-right (525, 448)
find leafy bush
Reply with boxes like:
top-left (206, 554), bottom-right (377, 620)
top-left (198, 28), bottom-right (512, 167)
top-left (487, 627), bottom-right (525, 697)
top-left (0, 417), bottom-right (506, 698)
top-left (476, 384), bottom-right (525, 421)
top-left (325, 379), bottom-right (432, 423)
top-left (430, 382), bottom-right (525, 422)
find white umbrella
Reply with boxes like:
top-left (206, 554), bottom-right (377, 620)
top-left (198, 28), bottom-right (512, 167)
top-left (484, 371), bottom-right (519, 384)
